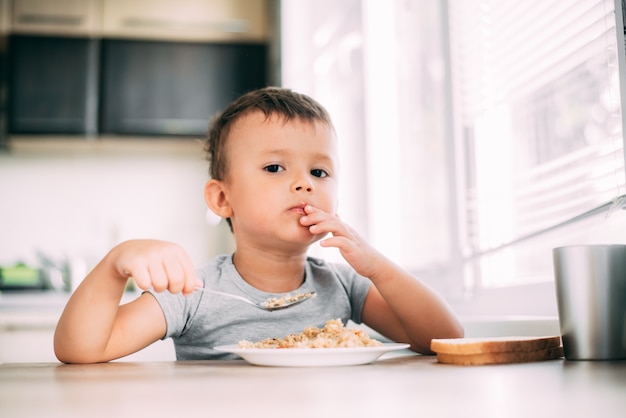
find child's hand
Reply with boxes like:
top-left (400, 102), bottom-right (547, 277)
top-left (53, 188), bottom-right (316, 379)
top-left (300, 205), bottom-right (382, 280)
top-left (110, 240), bottom-right (202, 296)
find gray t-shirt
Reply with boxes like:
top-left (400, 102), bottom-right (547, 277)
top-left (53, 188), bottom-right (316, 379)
top-left (149, 254), bottom-right (372, 360)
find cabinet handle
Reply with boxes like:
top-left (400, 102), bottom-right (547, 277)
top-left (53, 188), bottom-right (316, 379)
top-left (121, 17), bottom-right (248, 33)
top-left (17, 14), bottom-right (85, 27)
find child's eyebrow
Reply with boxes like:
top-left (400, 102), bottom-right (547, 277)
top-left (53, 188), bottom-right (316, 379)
top-left (312, 153), bottom-right (336, 166)
top-left (261, 149), bottom-right (336, 163)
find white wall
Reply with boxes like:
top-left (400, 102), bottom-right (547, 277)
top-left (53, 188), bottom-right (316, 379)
top-left (0, 138), bottom-right (234, 285)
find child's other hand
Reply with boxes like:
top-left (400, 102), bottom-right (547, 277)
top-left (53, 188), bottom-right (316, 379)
top-left (300, 205), bottom-right (382, 280)
top-left (110, 240), bottom-right (202, 296)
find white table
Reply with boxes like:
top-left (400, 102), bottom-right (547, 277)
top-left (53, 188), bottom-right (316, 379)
top-left (2, 354), bottom-right (626, 418)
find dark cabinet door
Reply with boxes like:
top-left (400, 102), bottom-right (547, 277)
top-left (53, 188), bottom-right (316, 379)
top-left (100, 39), bottom-right (268, 137)
top-left (8, 35), bottom-right (98, 135)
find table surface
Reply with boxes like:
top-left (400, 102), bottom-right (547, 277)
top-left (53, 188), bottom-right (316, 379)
top-left (2, 353), bottom-right (626, 418)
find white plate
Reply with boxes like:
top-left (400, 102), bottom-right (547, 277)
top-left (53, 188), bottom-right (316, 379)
top-left (213, 343), bottom-right (411, 367)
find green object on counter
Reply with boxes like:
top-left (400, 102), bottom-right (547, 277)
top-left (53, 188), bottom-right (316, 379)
top-left (0, 264), bottom-right (40, 286)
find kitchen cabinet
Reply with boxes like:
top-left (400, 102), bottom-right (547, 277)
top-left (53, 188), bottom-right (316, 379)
top-left (0, 0), bottom-right (10, 33)
top-left (11, 0), bottom-right (101, 36)
top-left (8, 34), bottom-right (99, 134)
top-left (99, 0), bottom-right (270, 137)
top-left (0, 293), bottom-right (175, 362)
top-left (7, 1), bottom-right (99, 135)
top-left (99, 39), bottom-right (267, 136)
top-left (9, 0), bottom-right (269, 41)
top-left (101, 0), bottom-right (269, 42)
top-left (0, 326), bottom-right (175, 362)
top-left (4, 0), bottom-right (273, 138)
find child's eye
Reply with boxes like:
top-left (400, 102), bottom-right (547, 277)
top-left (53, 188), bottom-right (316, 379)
top-left (311, 169), bottom-right (328, 178)
top-left (264, 164), bottom-right (284, 173)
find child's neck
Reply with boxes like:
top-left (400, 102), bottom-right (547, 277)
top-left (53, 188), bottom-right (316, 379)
top-left (232, 249), bottom-right (307, 293)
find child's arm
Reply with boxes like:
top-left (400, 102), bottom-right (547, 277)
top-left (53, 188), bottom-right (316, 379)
top-left (301, 206), bottom-right (464, 354)
top-left (54, 239), bottom-right (201, 363)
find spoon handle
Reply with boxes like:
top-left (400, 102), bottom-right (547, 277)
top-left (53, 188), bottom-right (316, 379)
top-left (195, 287), bottom-right (259, 307)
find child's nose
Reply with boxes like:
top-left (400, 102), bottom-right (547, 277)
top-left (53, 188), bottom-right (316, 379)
top-left (292, 176), bottom-right (313, 193)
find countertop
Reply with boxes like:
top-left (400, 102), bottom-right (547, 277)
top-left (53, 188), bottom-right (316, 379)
top-left (0, 291), bottom-right (563, 363)
top-left (0, 291), bottom-right (561, 335)
top-left (2, 355), bottom-right (625, 418)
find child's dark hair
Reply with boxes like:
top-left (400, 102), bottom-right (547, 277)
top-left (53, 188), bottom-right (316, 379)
top-left (204, 87), bottom-right (334, 182)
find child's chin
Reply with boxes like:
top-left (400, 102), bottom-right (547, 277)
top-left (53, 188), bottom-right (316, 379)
top-left (306, 232), bottom-right (328, 245)
top-left (291, 228), bottom-right (323, 245)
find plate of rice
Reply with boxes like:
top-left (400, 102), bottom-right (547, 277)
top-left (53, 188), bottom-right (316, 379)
top-left (214, 319), bottom-right (411, 367)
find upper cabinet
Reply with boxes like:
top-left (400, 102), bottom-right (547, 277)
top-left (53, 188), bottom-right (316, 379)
top-left (7, 2), bottom-right (101, 134)
top-left (0, 0), bottom-right (11, 34)
top-left (8, 34), bottom-right (99, 134)
top-left (11, 0), bottom-right (101, 36)
top-left (102, 0), bottom-right (269, 42)
top-left (9, 0), bottom-right (269, 41)
top-left (4, 0), bottom-right (273, 138)
top-left (99, 39), bottom-right (267, 136)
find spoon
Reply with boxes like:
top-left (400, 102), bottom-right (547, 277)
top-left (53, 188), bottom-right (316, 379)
top-left (195, 288), bottom-right (316, 312)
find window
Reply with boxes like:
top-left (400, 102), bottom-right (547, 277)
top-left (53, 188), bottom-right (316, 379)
top-left (281, 0), bottom-right (626, 315)
top-left (281, 0), bottom-right (455, 283)
top-left (448, 0), bottom-right (626, 294)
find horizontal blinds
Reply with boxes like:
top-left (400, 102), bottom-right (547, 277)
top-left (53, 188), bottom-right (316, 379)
top-left (448, 0), bottom-right (625, 252)
top-left (449, 0), bottom-right (613, 119)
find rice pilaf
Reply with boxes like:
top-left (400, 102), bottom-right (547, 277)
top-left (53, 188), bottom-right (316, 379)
top-left (238, 318), bottom-right (383, 349)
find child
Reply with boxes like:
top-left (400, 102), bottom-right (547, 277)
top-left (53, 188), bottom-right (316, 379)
top-left (54, 87), bottom-right (463, 363)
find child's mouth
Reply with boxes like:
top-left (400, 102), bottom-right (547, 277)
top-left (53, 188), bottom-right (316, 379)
top-left (289, 204), bottom-right (307, 215)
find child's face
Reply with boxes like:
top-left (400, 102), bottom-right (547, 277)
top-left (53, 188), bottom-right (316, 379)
top-left (223, 111), bottom-right (339, 250)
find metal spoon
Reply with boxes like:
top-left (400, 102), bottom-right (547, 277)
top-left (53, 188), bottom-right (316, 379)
top-left (195, 288), bottom-right (316, 312)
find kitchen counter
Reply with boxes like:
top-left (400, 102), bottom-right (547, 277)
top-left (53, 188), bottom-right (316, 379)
top-left (0, 291), bottom-right (563, 363)
top-left (1, 355), bottom-right (625, 418)
top-left (0, 292), bottom-right (177, 362)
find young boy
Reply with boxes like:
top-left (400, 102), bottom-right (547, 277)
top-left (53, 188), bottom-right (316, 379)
top-left (54, 87), bottom-right (463, 363)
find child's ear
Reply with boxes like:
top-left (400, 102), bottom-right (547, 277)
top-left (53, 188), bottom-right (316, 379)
top-left (204, 179), bottom-right (233, 219)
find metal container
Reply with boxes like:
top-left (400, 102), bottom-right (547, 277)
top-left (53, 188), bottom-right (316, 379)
top-left (553, 245), bottom-right (626, 360)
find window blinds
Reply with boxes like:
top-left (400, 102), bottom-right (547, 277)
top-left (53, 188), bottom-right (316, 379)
top-left (448, 0), bottom-right (625, 254)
